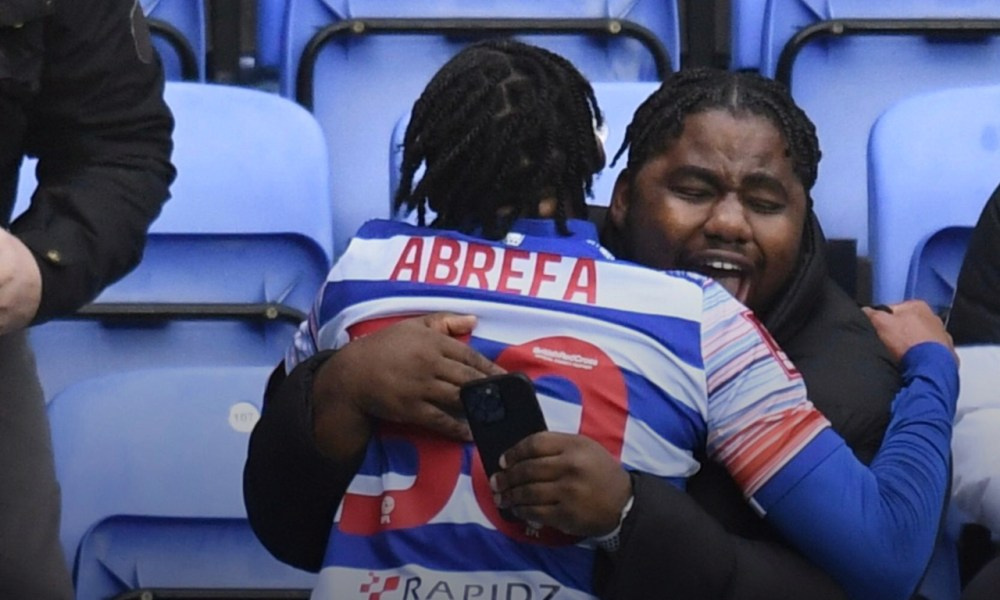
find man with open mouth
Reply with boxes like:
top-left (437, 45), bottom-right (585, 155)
top-left (596, 68), bottom-right (916, 599)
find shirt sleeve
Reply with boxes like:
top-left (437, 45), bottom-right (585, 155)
top-left (286, 309), bottom-right (322, 373)
top-left (243, 352), bottom-right (346, 572)
top-left (700, 280), bottom-right (830, 498)
top-left (702, 281), bottom-right (958, 600)
top-left (12, 0), bottom-right (175, 322)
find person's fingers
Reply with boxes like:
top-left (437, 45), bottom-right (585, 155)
top-left (900, 299), bottom-right (931, 312)
top-left (499, 432), bottom-right (564, 470)
top-left (408, 403), bottom-right (472, 441)
top-left (414, 378), bottom-right (464, 414)
top-left (861, 305), bottom-right (889, 326)
top-left (434, 348), bottom-right (506, 387)
top-left (453, 343), bottom-right (507, 377)
top-left (421, 312), bottom-right (478, 337)
top-left (867, 304), bottom-right (894, 314)
top-left (509, 498), bottom-right (560, 525)
top-left (418, 313), bottom-right (506, 379)
top-left (427, 321), bottom-right (506, 377)
top-left (504, 480), bottom-right (553, 508)
top-left (496, 452), bottom-right (564, 492)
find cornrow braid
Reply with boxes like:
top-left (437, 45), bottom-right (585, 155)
top-left (394, 39), bottom-right (605, 239)
top-left (614, 67), bottom-right (821, 195)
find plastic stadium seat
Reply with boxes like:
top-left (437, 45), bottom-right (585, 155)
top-left (257, 0), bottom-right (287, 75)
top-left (151, 82), bottom-right (333, 258)
top-left (389, 81), bottom-right (661, 224)
top-left (731, 0), bottom-right (769, 71)
top-left (141, 0), bottom-right (207, 80)
top-left (27, 233), bottom-right (327, 402)
top-left (908, 227), bottom-right (974, 318)
top-left (281, 0), bottom-right (679, 258)
top-left (17, 82), bottom-right (333, 401)
top-left (49, 367), bottom-right (315, 599)
top-left (760, 0), bottom-right (1000, 256)
top-left (868, 84), bottom-right (1000, 305)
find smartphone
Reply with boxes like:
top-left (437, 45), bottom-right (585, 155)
top-left (460, 372), bottom-right (548, 482)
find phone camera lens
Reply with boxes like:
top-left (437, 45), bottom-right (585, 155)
top-left (469, 382), bottom-right (505, 424)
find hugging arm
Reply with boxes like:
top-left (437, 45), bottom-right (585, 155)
top-left (710, 299), bottom-right (957, 600)
top-left (14, 0), bottom-right (175, 322)
top-left (758, 342), bottom-right (955, 600)
top-left (244, 312), bottom-right (501, 570)
top-left (243, 352), bottom-right (349, 572)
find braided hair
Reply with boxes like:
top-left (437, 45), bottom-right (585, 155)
top-left (614, 67), bottom-right (821, 196)
top-left (394, 39), bottom-right (605, 239)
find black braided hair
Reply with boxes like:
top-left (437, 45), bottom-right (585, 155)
top-left (393, 39), bottom-right (605, 239)
top-left (614, 67), bottom-right (821, 196)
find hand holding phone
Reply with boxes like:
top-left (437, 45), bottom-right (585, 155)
top-left (460, 372), bottom-right (548, 481)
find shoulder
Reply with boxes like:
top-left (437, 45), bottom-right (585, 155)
top-left (780, 279), bottom-right (897, 462)
top-left (783, 279), bottom-right (897, 391)
top-left (352, 219), bottom-right (421, 240)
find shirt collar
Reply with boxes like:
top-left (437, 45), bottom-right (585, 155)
top-left (505, 218), bottom-right (600, 243)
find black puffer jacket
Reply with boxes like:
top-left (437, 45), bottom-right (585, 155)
top-left (594, 212), bottom-right (900, 600)
top-left (948, 184), bottom-right (1000, 345)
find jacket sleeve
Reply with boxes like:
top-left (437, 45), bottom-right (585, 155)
top-left (11, 0), bottom-right (175, 322)
top-left (947, 182), bottom-right (1000, 345)
top-left (243, 352), bottom-right (352, 572)
top-left (593, 472), bottom-right (848, 600)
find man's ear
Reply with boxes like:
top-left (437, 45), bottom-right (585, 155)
top-left (608, 169), bottom-right (632, 230)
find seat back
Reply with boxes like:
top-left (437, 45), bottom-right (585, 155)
top-left (29, 233), bottom-right (326, 400)
top-left (141, 0), bottom-right (207, 80)
top-left (21, 81), bottom-right (332, 400)
top-left (388, 81), bottom-right (661, 224)
top-left (282, 0), bottom-right (678, 257)
top-left (867, 83), bottom-right (1000, 304)
top-left (257, 0), bottom-right (287, 75)
top-left (154, 82), bottom-right (334, 253)
top-left (731, 0), bottom-right (769, 70)
top-left (760, 0), bottom-right (1000, 256)
top-left (908, 227), bottom-right (974, 318)
top-left (49, 367), bottom-right (316, 598)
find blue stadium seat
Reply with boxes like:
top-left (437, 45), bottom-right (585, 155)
top-left (908, 227), bottom-right (974, 318)
top-left (49, 366), bottom-right (315, 598)
top-left (281, 0), bottom-right (679, 258)
top-left (18, 81), bottom-right (333, 400)
top-left (867, 84), bottom-right (1000, 305)
top-left (759, 0), bottom-right (1000, 257)
top-left (141, 0), bottom-right (207, 81)
top-left (256, 0), bottom-right (287, 76)
top-left (730, 0), bottom-right (768, 71)
top-left (152, 82), bottom-right (333, 256)
top-left (389, 81), bottom-right (661, 223)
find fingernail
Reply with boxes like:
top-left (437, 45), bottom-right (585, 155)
top-left (499, 454), bottom-right (507, 469)
top-left (493, 493), bottom-right (505, 508)
top-left (489, 475), bottom-right (498, 492)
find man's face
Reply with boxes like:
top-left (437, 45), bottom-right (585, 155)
top-left (609, 109), bottom-right (807, 314)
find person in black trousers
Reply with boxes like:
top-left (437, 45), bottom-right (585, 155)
top-left (0, 1), bottom-right (174, 596)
